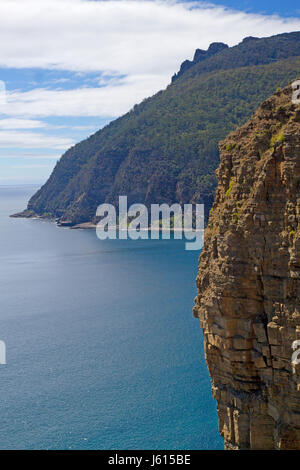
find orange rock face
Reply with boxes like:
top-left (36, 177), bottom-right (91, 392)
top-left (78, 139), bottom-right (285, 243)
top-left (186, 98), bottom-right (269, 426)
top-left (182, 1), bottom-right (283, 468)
top-left (194, 82), bottom-right (300, 450)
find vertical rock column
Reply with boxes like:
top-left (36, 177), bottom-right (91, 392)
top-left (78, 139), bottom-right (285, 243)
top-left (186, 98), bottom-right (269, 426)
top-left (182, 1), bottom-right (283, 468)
top-left (194, 83), bottom-right (300, 450)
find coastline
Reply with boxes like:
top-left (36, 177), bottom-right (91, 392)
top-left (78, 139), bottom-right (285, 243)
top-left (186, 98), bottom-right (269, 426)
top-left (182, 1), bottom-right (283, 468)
top-left (10, 212), bottom-right (202, 232)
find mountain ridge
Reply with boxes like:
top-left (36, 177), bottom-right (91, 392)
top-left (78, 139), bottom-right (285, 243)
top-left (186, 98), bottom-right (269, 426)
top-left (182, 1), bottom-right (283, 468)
top-left (172, 32), bottom-right (300, 81)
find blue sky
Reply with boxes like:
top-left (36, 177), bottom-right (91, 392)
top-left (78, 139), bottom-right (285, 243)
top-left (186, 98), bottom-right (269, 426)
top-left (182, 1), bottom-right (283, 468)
top-left (0, 0), bottom-right (300, 185)
top-left (182, 0), bottom-right (300, 17)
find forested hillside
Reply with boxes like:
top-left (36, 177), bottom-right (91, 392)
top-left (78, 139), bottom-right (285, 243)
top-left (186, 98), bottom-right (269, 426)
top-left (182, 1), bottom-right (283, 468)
top-left (20, 32), bottom-right (300, 225)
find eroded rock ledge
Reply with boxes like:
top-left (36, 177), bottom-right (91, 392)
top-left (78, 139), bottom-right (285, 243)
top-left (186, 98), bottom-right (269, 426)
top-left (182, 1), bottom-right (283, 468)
top-left (194, 82), bottom-right (300, 449)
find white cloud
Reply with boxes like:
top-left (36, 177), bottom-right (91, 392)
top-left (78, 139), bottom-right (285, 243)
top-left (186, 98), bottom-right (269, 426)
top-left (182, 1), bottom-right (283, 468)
top-left (0, 118), bottom-right (98, 131)
top-left (4, 74), bottom-right (167, 117)
top-left (0, 176), bottom-right (46, 182)
top-left (11, 164), bottom-right (54, 169)
top-left (0, 130), bottom-right (73, 149)
top-left (0, 0), bottom-right (299, 118)
top-left (0, 0), bottom-right (299, 76)
top-left (0, 153), bottom-right (60, 159)
top-left (0, 118), bottom-right (47, 129)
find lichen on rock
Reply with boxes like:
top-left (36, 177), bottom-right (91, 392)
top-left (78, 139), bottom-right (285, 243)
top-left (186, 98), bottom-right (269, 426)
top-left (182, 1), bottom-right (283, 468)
top-left (194, 81), bottom-right (300, 450)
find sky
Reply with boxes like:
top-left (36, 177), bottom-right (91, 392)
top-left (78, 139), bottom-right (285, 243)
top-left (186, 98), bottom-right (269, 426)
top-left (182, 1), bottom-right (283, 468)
top-left (0, 0), bottom-right (300, 185)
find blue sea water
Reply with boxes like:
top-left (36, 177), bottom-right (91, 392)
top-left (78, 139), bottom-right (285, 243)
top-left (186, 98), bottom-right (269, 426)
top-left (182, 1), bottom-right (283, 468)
top-left (0, 185), bottom-right (223, 450)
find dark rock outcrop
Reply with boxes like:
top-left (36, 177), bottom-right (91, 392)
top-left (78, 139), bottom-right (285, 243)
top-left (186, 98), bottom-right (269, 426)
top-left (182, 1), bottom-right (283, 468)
top-left (171, 42), bottom-right (228, 82)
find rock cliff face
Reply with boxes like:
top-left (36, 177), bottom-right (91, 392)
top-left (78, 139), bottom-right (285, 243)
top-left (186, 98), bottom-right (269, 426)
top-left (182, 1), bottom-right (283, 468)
top-left (194, 82), bottom-right (300, 449)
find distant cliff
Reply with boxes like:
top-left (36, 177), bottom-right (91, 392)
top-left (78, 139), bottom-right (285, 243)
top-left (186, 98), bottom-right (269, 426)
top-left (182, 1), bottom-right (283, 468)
top-left (171, 42), bottom-right (229, 81)
top-left (15, 32), bottom-right (300, 226)
top-left (194, 82), bottom-right (300, 449)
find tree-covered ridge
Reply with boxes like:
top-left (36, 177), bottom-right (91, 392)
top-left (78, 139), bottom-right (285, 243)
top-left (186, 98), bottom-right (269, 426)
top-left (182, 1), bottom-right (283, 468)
top-left (23, 32), bottom-right (300, 225)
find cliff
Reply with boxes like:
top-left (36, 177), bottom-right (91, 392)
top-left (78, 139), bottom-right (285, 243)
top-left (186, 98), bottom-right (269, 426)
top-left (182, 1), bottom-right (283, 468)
top-left (194, 81), bottom-right (300, 449)
top-left (14, 32), bottom-right (300, 225)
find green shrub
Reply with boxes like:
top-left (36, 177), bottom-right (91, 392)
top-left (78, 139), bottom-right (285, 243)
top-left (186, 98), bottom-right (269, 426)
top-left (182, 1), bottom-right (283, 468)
top-left (289, 230), bottom-right (296, 238)
top-left (270, 129), bottom-right (285, 146)
top-left (225, 177), bottom-right (234, 197)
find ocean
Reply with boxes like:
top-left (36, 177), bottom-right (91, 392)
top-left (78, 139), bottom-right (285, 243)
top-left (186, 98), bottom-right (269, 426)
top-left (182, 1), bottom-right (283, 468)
top-left (0, 185), bottom-right (223, 450)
